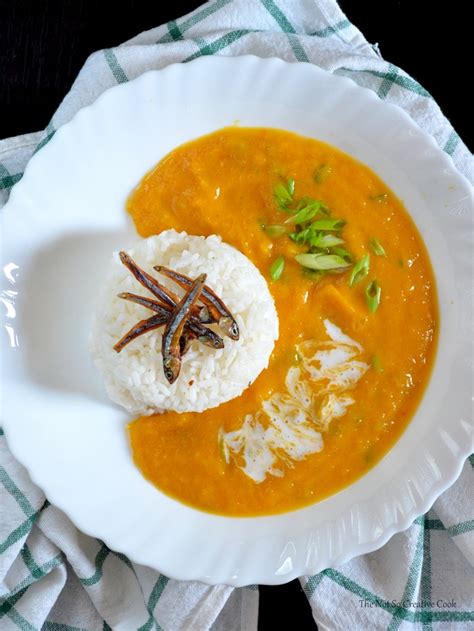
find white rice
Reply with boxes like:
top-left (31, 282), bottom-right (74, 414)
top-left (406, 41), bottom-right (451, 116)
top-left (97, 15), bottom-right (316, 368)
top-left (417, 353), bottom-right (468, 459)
top-left (90, 230), bottom-right (279, 415)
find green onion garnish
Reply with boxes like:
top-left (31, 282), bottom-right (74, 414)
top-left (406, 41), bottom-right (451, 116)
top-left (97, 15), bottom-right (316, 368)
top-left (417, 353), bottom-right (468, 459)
top-left (284, 201), bottom-right (321, 225)
top-left (349, 254), bottom-right (370, 287)
top-left (274, 178), bottom-right (295, 210)
top-left (331, 246), bottom-right (353, 263)
top-left (295, 253), bottom-right (351, 271)
top-left (372, 355), bottom-right (384, 372)
top-left (318, 203), bottom-right (331, 217)
top-left (294, 195), bottom-right (312, 210)
top-left (369, 238), bottom-right (386, 257)
top-left (288, 230), bottom-right (307, 244)
top-left (314, 164), bottom-right (333, 184)
top-left (287, 177), bottom-right (295, 196)
top-left (370, 193), bottom-right (389, 203)
top-left (308, 233), bottom-right (345, 248)
top-left (365, 280), bottom-right (381, 312)
top-left (311, 218), bottom-right (346, 231)
top-left (288, 225), bottom-right (317, 245)
top-left (288, 218), bottom-right (344, 246)
top-left (270, 255), bottom-right (285, 281)
top-left (264, 224), bottom-right (286, 237)
top-left (270, 177), bottom-right (356, 280)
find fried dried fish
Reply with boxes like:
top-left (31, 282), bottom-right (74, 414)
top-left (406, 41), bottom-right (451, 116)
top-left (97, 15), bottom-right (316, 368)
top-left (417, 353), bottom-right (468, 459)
top-left (162, 273), bottom-right (206, 384)
top-left (113, 313), bottom-right (168, 353)
top-left (117, 292), bottom-right (224, 350)
top-left (114, 255), bottom-right (232, 382)
top-left (119, 252), bottom-right (212, 323)
top-left (154, 265), bottom-right (240, 340)
top-left (119, 252), bottom-right (177, 308)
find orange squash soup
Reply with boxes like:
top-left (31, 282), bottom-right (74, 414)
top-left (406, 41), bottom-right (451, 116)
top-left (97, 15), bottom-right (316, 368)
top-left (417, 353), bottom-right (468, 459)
top-left (127, 127), bottom-right (437, 516)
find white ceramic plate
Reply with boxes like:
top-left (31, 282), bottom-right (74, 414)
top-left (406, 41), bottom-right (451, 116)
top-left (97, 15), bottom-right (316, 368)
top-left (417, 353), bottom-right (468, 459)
top-left (1, 56), bottom-right (472, 586)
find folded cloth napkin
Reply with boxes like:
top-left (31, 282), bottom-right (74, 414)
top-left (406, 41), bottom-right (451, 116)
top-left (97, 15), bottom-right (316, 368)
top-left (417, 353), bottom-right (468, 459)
top-left (1, 1), bottom-right (473, 629)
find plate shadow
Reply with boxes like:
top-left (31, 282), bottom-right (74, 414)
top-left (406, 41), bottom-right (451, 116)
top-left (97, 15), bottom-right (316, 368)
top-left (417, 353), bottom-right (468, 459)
top-left (20, 229), bottom-right (136, 403)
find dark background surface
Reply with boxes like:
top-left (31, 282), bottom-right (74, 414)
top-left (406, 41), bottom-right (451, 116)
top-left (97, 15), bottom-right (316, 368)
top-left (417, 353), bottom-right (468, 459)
top-left (0, 2), bottom-right (470, 630)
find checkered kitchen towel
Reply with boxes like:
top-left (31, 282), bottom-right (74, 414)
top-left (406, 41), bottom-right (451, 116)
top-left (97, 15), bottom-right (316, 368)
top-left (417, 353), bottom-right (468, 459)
top-left (1, 1), bottom-right (473, 629)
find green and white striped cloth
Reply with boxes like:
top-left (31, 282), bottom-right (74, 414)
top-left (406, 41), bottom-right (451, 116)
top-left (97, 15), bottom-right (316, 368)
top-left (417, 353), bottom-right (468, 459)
top-left (1, 1), bottom-right (473, 629)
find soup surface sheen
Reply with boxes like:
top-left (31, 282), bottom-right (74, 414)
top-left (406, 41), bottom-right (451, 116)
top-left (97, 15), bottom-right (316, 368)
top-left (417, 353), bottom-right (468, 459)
top-left (127, 127), bottom-right (437, 516)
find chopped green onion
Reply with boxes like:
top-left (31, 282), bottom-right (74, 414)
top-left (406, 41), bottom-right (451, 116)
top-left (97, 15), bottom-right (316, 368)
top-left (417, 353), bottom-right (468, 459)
top-left (289, 224), bottom-right (318, 245)
top-left (264, 224), bottom-right (286, 237)
top-left (274, 178), bottom-right (295, 209)
top-left (318, 203), bottom-right (331, 217)
top-left (398, 258), bottom-right (404, 268)
top-left (271, 177), bottom-right (356, 275)
top-left (274, 184), bottom-right (291, 208)
top-left (372, 355), bottom-right (384, 372)
top-left (308, 233), bottom-right (345, 248)
top-left (288, 229), bottom-right (307, 244)
top-left (370, 193), bottom-right (389, 203)
top-left (287, 177), bottom-right (295, 196)
top-left (314, 164), bottom-right (333, 184)
top-left (294, 195), bottom-right (313, 210)
top-left (295, 253), bottom-right (351, 271)
top-left (290, 220), bottom-right (348, 251)
top-left (311, 218), bottom-right (346, 231)
top-left (365, 280), bottom-right (382, 312)
top-left (331, 246), bottom-right (353, 263)
top-left (270, 255), bottom-right (285, 281)
top-left (369, 238), bottom-right (386, 257)
top-left (284, 201), bottom-right (321, 225)
top-left (349, 254), bottom-right (370, 287)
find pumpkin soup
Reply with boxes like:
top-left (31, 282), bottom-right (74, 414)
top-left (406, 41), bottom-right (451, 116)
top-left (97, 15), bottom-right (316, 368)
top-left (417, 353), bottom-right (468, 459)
top-left (127, 127), bottom-right (437, 516)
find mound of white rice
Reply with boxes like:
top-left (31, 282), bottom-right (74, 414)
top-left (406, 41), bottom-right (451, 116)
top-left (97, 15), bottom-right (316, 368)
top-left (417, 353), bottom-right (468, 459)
top-left (90, 230), bottom-right (279, 415)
